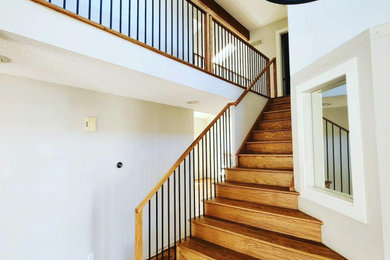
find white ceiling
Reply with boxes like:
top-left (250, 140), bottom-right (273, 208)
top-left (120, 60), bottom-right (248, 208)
top-left (0, 31), bottom-right (232, 114)
top-left (215, 0), bottom-right (287, 30)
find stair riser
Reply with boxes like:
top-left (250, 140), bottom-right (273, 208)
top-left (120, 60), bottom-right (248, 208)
top-left (263, 111), bottom-right (291, 120)
top-left (271, 97), bottom-right (291, 104)
top-left (246, 142), bottom-right (292, 154)
top-left (205, 203), bottom-right (322, 242)
top-left (193, 223), bottom-right (322, 260)
top-left (225, 169), bottom-right (292, 187)
top-left (258, 120), bottom-right (291, 130)
top-left (216, 184), bottom-right (298, 209)
top-left (252, 131), bottom-right (292, 141)
top-left (238, 155), bottom-right (293, 170)
top-left (268, 103), bottom-right (290, 111)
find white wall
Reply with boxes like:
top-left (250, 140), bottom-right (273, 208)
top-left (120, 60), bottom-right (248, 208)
top-left (288, 0), bottom-right (390, 74)
top-left (323, 106), bottom-right (349, 129)
top-left (0, 73), bottom-right (194, 260)
top-left (370, 23), bottom-right (390, 260)
top-left (250, 18), bottom-right (288, 59)
top-left (291, 26), bottom-right (388, 260)
top-left (233, 92), bottom-right (268, 158)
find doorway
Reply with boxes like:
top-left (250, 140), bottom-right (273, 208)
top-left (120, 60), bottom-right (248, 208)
top-left (280, 32), bottom-right (291, 96)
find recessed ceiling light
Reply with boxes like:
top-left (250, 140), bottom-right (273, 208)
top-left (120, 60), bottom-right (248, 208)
top-left (0, 55), bottom-right (11, 63)
top-left (266, 0), bottom-right (318, 4)
top-left (186, 101), bottom-right (199, 105)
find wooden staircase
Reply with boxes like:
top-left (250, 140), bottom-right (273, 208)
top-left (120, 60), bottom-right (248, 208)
top-left (177, 96), bottom-right (345, 260)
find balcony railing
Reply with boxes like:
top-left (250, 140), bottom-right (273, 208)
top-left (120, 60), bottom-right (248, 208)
top-left (32, 0), bottom-right (273, 97)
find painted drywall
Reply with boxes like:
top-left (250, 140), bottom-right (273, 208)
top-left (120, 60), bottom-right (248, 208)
top-left (323, 106), bottom-right (349, 130)
top-left (291, 26), bottom-right (387, 259)
top-left (288, 0), bottom-right (390, 74)
top-left (194, 113), bottom-right (214, 139)
top-left (250, 18), bottom-right (288, 59)
top-left (0, 73), bottom-right (194, 260)
top-left (370, 23), bottom-right (390, 260)
top-left (0, 0), bottom-right (242, 110)
top-left (233, 92), bottom-right (268, 159)
top-left (250, 18), bottom-right (288, 97)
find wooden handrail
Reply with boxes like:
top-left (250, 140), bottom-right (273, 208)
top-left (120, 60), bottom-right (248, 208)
top-left (135, 57), bottom-right (275, 212)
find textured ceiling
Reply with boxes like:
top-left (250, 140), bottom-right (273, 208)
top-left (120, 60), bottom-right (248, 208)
top-left (0, 31), bottom-right (231, 114)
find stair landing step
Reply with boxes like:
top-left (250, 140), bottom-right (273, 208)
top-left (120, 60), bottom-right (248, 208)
top-left (177, 238), bottom-right (257, 260)
top-left (264, 109), bottom-right (291, 114)
top-left (193, 217), bottom-right (345, 260)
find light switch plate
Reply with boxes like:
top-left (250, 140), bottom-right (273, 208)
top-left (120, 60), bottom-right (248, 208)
top-left (86, 117), bottom-right (96, 132)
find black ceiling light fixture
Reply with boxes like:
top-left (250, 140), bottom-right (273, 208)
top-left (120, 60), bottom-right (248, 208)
top-left (266, 0), bottom-right (318, 4)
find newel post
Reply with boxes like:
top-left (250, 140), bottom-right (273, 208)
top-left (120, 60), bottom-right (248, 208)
top-left (135, 209), bottom-right (143, 260)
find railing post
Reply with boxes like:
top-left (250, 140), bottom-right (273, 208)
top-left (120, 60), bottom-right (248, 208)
top-left (273, 59), bottom-right (278, 98)
top-left (135, 209), bottom-right (143, 260)
top-left (205, 14), bottom-right (213, 73)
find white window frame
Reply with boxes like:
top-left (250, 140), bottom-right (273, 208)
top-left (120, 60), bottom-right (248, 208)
top-left (295, 58), bottom-right (367, 223)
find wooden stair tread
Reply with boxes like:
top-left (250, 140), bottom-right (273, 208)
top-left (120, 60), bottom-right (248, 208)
top-left (246, 140), bottom-right (292, 144)
top-left (207, 198), bottom-right (321, 224)
top-left (193, 217), bottom-right (345, 260)
top-left (260, 118), bottom-right (291, 123)
top-left (252, 129), bottom-right (292, 133)
top-left (264, 109), bottom-right (291, 114)
top-left (269, 101), bottom-right (291, 105)
top-left (239, 153), bottom-right (293, 157)
top-left (218, 181), bottom-right (299, 194)
top-left (224, 167), bottom-right (293, 174)
top-left (177, 238), bottom-right (258, 260)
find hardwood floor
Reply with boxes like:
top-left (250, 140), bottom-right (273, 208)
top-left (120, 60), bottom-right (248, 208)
top-left (177, 96), bottom-right (346, 259)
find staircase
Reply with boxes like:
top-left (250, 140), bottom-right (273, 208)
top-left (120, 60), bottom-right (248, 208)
top-left (176, 96), bottom-right (345, 260)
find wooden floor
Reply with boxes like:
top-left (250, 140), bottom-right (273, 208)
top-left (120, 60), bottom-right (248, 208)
top-left (176, 96), bottom-right (346, 260)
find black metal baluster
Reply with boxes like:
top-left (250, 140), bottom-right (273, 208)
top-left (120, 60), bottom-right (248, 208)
top-left (63, 0), bottom-right (66, 9)
top-left (167, 177), bottom-right (170, 259)
top-left (191, 5), bottom-right (194, 64)
top-left (184, 158), bottom-right (187, 240)
top-left (332, 125), bottom-right (336, 191)
top-left (195, 9), bottom-right (199, 66)
top-left (177, 0), bottom-right (179, 57)
top-left (119, 0), bottom-right (122, 32)
top-left (347, 134), bottom-right (351, 194)
top-left (148, 200), bottom-right (151, 260)
top-left (325, 120), bottom-right (329, 181)
top-left (213, 125), bottom-right (217, 197)
top-left (171, 0), bottom-right (173, 55)
top-left (110, 0), bottom-right (113, 29)
top-left (76, 0), bottom-right (80, 15)
top-left (200, 13), bottom-right (204, 68)
top-left (165, 0), bottom-right (167, 52)
top-left (208, 131), bottom-right (211, 199)
top-left (144, 0), bottom-right (147, 43)
top-left (202, 138), bottom-right (205, 214)
top-left (205, 133), bottom-right (208, 201)
top-left (178, 165), bottom-right (181, 242)
top-left (99, 0), bottom-right (102, 24)
top-left (197, 144), bottom-right (200, 218)
top-left (228, 106), bottom-right (231, 167)
top-left (155, 191), bottom-right (158, 259)
top-left (192, 149), bottom-right (196, 220)
top-left (218, 118), bottom-right (223, 182)
top-left (189, 152), bottom-right (192, 237)
top-left (158, 0), bottom-right (161, 49)
top-left (161, 184), bottom-right (164, 260)
top-left (128, 0), bottom-right (132, 37)
top-left (173, 170), bottom-right (176, 254)
top-left (187, 1), bottom-right (189, 62)
top-left (340, 129), bottom-right (343, 193)
top-left (181, 0), bottom-right (184, 59)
